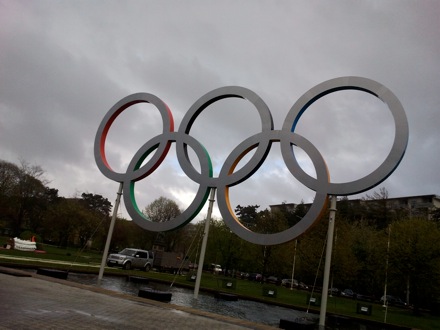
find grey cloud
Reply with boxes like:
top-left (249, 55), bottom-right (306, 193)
top-left (0, 0), bottom-right (439, 221)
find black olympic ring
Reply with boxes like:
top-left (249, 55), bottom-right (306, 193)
top-left (94, 76), bottom-right (408, 245)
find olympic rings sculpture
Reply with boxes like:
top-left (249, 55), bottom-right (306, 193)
top-left (94, 76), bottom-right (408, 245)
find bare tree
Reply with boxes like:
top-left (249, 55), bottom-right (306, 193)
top-left (143, 197), bottom-right (182, 252)
top-left (143, 196), bottom-right (181, 223)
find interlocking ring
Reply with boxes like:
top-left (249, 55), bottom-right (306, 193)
top-left (94, 77), bottom-right (408, 245)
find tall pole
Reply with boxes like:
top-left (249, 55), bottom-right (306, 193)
top-left (329, 228), bottom-right (337, 297)
top-left (98, 182), bottom-right (123, 285)
top-left (290, 239), bottom-right (298, 290)
top-left (194, 188), bottom-right (216, 299)
top-left (383, 224), bottom-right (391, 322)
top-left (319, 195), bottom-right (337, 329)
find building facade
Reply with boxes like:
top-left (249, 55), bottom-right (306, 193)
top-left (270, 194), bottom-right (440, 221)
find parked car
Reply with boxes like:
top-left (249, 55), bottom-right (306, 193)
top-left (266, 276), bottom-right (281, 285)
top-left (328, 287), bottom-right (339, 295)
top-left (380, 295), bottom-right (407, 307)
top-left (356, 293), bottom-right (375, 302)
top-left (241, 272), bottom-right (249, 279)
top-left (106, 248), bottom-right (153, 271)
top-left (341, 289), bottom-right (356, 298)
top-left (248, 273), bottom-right (262, 281)
top-left (210, 263), bottom-right (222, 274)
top-left (298, 282), bottom-right (309, 290)
top-left (281, 278), bottom-right (298, 288)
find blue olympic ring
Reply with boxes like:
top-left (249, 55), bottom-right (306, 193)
top-left (94, 76), bottom-right (408, 245)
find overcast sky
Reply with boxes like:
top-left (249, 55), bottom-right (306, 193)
top-left (1, 1), bottom-right (439, 223)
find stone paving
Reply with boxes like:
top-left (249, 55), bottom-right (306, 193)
top-left (0, 267), bottom-right (276, 330)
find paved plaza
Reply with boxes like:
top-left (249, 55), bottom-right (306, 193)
top-left (0, 267), bottom-right (276, 330)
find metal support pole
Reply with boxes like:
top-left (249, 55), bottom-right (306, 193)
top-left (290, 239), bottom-right (298, 290)
top-left (194, 188), bottom-right (216, 299)
top-left (319, 195), bottom-right (337, 328)
top-left (383, 224), bottom-right (391, 322)
top-left (98, 182), bottom-right (123, 285)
